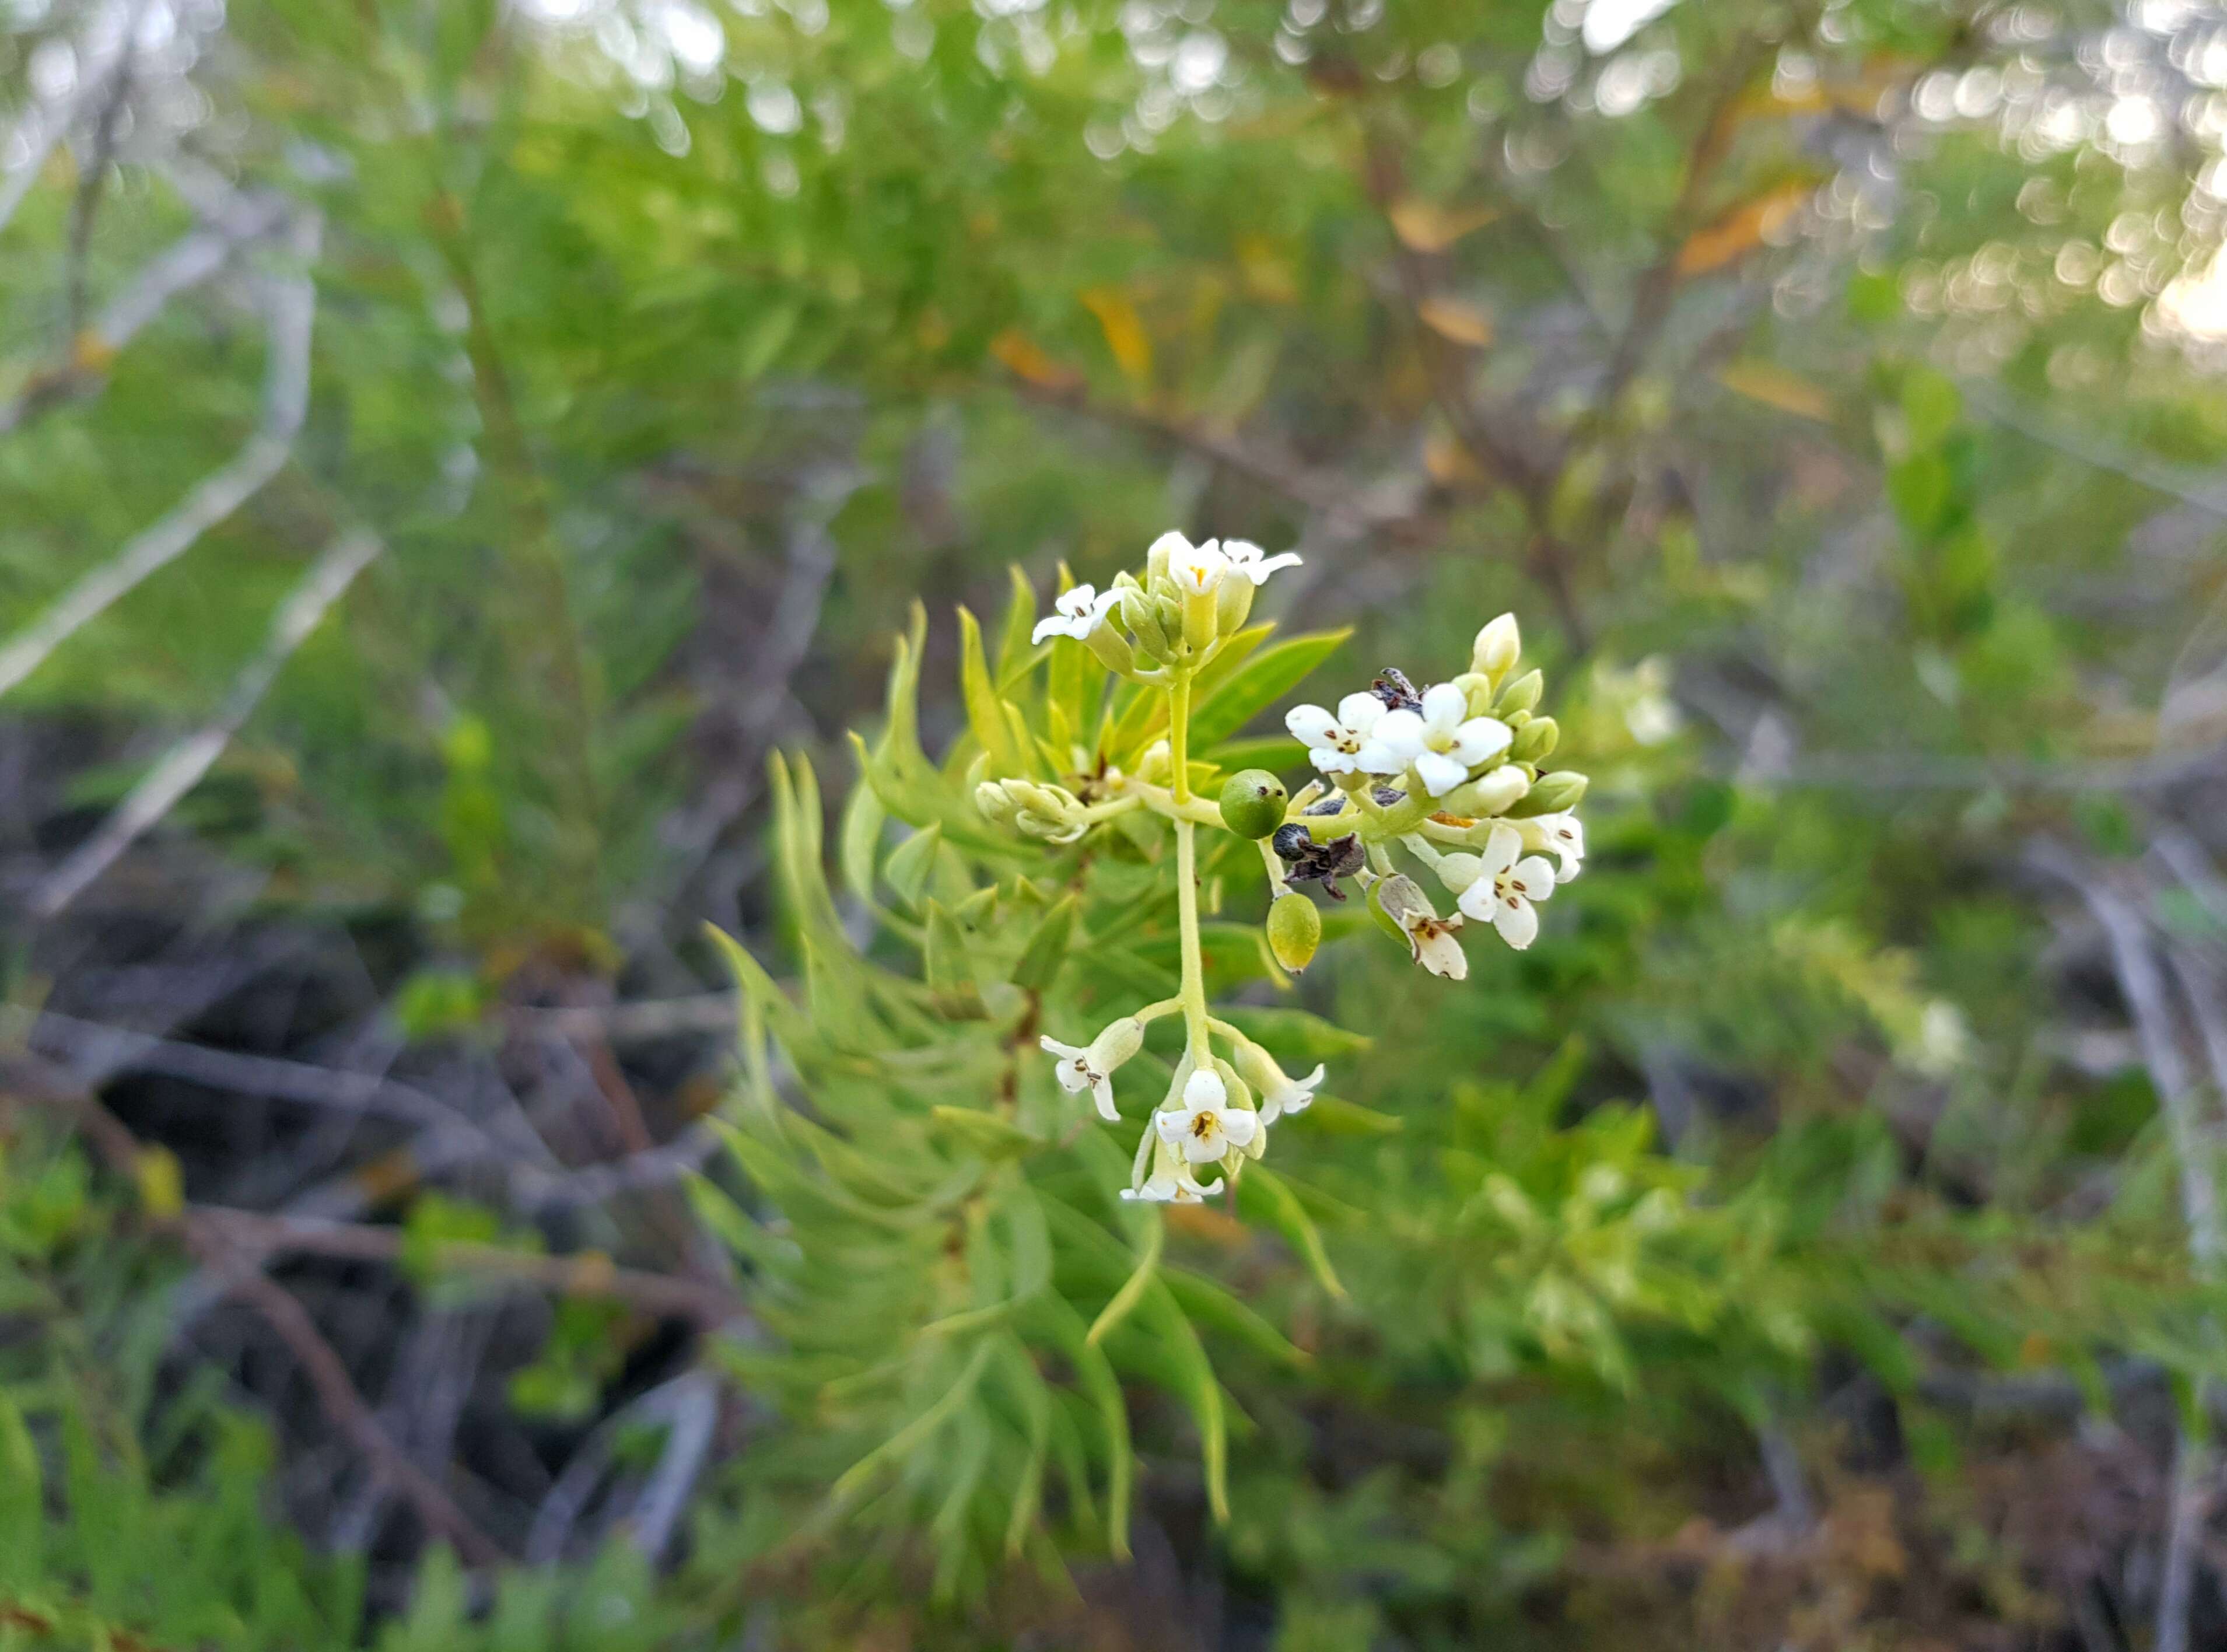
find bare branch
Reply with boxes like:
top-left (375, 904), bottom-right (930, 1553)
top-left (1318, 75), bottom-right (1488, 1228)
top-left (189, 1205), bottom-right (747, 1328)
top-left (0, 208), bottom-right (321, 700)
top-left (31, 526), bottom-right (381, 917)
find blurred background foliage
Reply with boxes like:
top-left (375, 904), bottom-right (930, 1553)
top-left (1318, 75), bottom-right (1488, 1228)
top-left (6, 0), bottom-right (2227, 1644)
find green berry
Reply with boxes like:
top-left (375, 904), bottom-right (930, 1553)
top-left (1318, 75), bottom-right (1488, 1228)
top-left (1218, 769), bottom-right (1289, 839)
top-left (1266, 891), bottom-right (1322, 972)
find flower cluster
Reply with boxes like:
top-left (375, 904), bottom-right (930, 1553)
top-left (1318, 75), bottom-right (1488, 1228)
top-left (979, 530), bottom-right (1587, 1203)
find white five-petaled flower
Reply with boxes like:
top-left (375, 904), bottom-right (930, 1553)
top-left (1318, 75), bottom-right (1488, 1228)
top-left (1456, 824), bottom-right (1557, 949)
top-left (1377, 874), bottom-right (1468, 980)
top-left (1221, 540), bottom-right (1303, 587)
top-left (1517, 811), bottom-right (1585, 884)
top-left (1357, 681), bottom-right (1513, 797)
top-left (1039, 1017), bottom-right (1144, 1122)
top-left (1031, 584), bottom-right (1120, 646)
top-left (1286, 692), bottom-right (1388, 776)
top-left (1155, 1068), bottom-right (1259, 1165)
top-left (1160, 533), bottom-right (1231, 597)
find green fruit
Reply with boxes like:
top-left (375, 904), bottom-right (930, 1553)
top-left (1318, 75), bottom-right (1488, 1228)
top-left (1266, 891), bottom-right (1322, 972)
top-left (1218, 769), bottom-right (1289, 839)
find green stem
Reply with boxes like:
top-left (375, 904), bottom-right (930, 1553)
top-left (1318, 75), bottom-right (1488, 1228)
top-left (1168, 671), bottom-right (1212, 1060)
top-left (1168, 671), bottom-right (1193, 805)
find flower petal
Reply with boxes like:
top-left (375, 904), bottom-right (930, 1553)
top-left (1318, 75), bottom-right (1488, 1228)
top-left (1183, 1068), bottom-right (1228, 1108)
top-left (1492, 895), bottom-right (1538, 949)
top-left (1420, 681), bottom-right (1468, 737)
top-left (1507, 855), bottom-right (1559, 901)
top-left (1337, 692), bottom-right (1386, 733)
top-left (1154, 1110), bottom-right (1188, 1146)
top-left (1414, 750), bottom-right (1468, 797)
top-left (1448, 716), bottom-right (1512, 766)
top-left (1416, 926), bottom-right (1469, 979)
top-left (1039, 1037), bottom-right (1085, 1059)
top-left (1218, 1110), bottom-right (1259, 1147)
top-left (1455, 880), bottom-right (1497, 925)
top-left (1094, 1084), bottom-right (1119, 1123)
top-left (1031, 615), bottom-right (1083, 645)
top-left (1478, 824), bottom-right (1522, 876)
top-left (1179, 1131), bottom-right (1226, 1164)
top-left (1311, 748), bottom-right (1358, 775)
top-left (1238, 551), bottom-right (1302, 584)
top-left (1365, 708), bottom-right (1427, 762)
top-left (1286, 704), bottom-right (1340, 748)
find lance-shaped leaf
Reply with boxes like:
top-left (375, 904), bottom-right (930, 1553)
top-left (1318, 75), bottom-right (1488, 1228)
top-left (958, 606), bottom-right (1025, 776)
top-left (1190, 628), bottom-right (1352, 749)
top-left (924, 898), bottom-right (989, 1019)
top-left (1010, 892), bottom-right (1079, 991)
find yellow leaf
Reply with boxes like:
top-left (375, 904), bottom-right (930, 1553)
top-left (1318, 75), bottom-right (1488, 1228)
top-left (1674, 181), bottom-right (1816, 277)
top-left (1389, 197), bottom-right (1500, 253)
top-left (990, 328), bottom-right (1081, 391)
top-left (1417, 295), bottom-right (1495, 348)
top-left (1716, 360), bottom-right (1833, 422)
top-left (1079, 286), bottom-right (1154, 388)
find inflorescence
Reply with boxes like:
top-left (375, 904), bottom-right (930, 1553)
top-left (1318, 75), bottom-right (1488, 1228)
top-left (974, 531), bottom-right (1589, 1205)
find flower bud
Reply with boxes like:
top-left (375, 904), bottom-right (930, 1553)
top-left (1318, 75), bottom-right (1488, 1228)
top-left (975, 782), bottom-right (1017, 825)
top-left (1507, 769), bottom-right (1588, 818)
top-left (1440, 765), bottom-right (1529, 818)
top-left (1265, 891), bottom-right (1321, 972)
top-left (1134, 739), bottom-right (1172, 785)
top-left (1119, 587), bottom-right (1169, 659)
top-left (1218, 769), bottom-right (1288, 839)
top-left (1471, 612), bottom-right (1521, 680)
top-left (1493, 669), bottom-right (1543, 718)
top-left (1452, 671), bottom-right (1494, 719)
top-left (1215, 568), bottom-right (1255, 636)
top-left (1434, 852), bottom-right (1486, 894)
top-left (1086, 1016), bottom-right (1144, 1075)
top-left (1510, 714), bottom-right (1559, 762)
top-left (1083, 624), bottom-right (1136, 677)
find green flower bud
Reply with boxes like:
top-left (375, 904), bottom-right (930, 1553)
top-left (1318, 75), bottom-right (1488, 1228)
top-left (1440, 765), bottom-right (1529, 818)
top-left (1510, 715), bottom-right (1559, 762)
top-left (1266, 891), bottom-right (1322, 972)
top-left (1083, 624), bottom-right (1136, 677)
top-left (1507, 769), bottom-right (1588, 818)
top-left (1218, 769), bottom-right (1288, 839)
top-left (1471, 612), bottom-right (1521, 680)
top-left (1493, 669), bottom-right (1543, 718)
top-left (1434, 851), bottom-right (1486, 894)
top-left (1119, 587), bottom-right (1169, 659)
top-left (975, 782), bottom-right (1017, 825)
top-left (1452, 671), bottom-right (1493, 719)
top-left (1215, 568), bottom-right (1255, 636)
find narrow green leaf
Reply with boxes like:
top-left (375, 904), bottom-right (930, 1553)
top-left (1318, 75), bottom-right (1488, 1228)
top-left (0, 1391), bottom-right (41, 1587)
top-left (884, 824), bottom-right (944, 908)
top-left (995, 564), bottom-right (1039, 682)
top-left (1086, 1208), bottom-right (1165, 1346)
top-left (1217, 1005), bottom-right (1374, 1060)
top-left (839, 769), bottom-right (888, 903)
top-left (1237, 1163), bottom-right (1348, 1299)
top-left (1010, 893), bottom-right (1079, 991)
top-left (924, 898), bottom-right (989, 1019)
top-left (1190, 628), bottom-right (1353, 748)
top-left (929, 1105), bottom-right (1038, 1161)
top-left (1138, 1280), bottom-right (1229, 1522)
top-left (958, 606), bottom-right (1023, 774)
top-left (1162, 1269), bottom-right (1311, 1368)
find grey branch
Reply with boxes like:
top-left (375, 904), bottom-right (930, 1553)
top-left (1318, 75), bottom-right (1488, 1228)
top-left (31, 524), bottom-right (381, 916)
top-left (0, 208), bottom-right (321, 701)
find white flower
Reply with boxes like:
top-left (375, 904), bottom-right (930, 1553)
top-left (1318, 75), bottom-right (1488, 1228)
top-left (1455, 824), bottom-right (1557, 949)
top-left (1221, 540), bottom-right (1302, 587)
top-left (1160, 533), bottom-right (1230, 597)
top-left (1517, 811), bottom-right (1585, 884)
top-left (1286, 692), bottom-right (1388, 776)
top-left (1154, 1068), bottom-right (1259, 1165)
top-left (1122, 1136), bottom-right (1223, 1202)
top-left (1357, 681), bottom-right (1513, 797)
top-left (1232, 1040), bottom-right (1325, 1125)
top-left (1377, 873), bottom-right (1468, 980)
top-left (1031, 584), bottom-right (1119, 646)
top-left (1039, 1017), bottom-right (1144, 1122)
